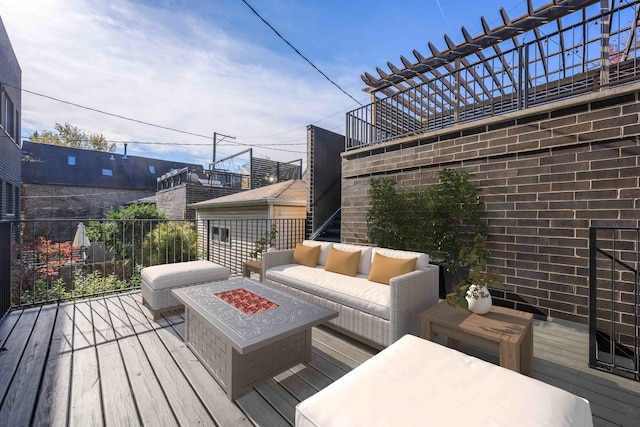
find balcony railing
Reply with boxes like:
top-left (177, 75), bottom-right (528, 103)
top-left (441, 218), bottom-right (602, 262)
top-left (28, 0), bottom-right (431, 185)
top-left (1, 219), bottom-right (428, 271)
top-left (346, 2), bottom-right (640, 150)
top-left (0, 218), bottom-right (306, 316)
top-left (589, 227), bottom-right (640, 382)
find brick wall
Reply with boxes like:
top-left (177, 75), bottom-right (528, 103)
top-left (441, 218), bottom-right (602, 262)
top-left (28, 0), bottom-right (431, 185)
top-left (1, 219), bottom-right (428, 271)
top-left (156, 184), bottom-right (239, 220)
top-left (341, 83), bottom-right (640, 324)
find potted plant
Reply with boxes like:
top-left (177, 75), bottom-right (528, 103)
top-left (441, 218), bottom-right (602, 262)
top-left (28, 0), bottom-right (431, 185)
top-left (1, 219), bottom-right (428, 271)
top-left (446, 234), bottom-right (501, 314)
top-left (426, 169), bottom-right (487, 295)
top-left (250, 223), bottom-right (278, 258)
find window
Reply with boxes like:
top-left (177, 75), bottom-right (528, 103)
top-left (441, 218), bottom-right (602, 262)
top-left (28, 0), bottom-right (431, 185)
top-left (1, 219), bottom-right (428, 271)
top-left (101, 169), bottom-right (113, 176)
top-left (68, 156), bottom-right (76, 166)
top-left (4, 94), bottom-right (15, 139)
top-left (148, 165), bottom-right (156, 174)
top-left (211, 225), bottom-right (230, 243)
top-left (6, 183), bottom-right (14, 215)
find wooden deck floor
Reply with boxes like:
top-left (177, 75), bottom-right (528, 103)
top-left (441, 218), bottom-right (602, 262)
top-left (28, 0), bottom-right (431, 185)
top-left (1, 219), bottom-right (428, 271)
top-left (0, 291), bottom-right (638, 426)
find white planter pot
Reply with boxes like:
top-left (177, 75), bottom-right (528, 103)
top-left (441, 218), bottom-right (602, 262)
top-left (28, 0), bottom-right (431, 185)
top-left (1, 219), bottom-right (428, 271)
top-left (466, 285), bottom-right (492, 314)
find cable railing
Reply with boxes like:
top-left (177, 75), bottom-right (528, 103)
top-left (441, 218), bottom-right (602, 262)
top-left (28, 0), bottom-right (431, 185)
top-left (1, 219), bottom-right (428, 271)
top-left (0, 218), bottom-right (305, 313)
top-left (346, 2), bottom-right (640, 150)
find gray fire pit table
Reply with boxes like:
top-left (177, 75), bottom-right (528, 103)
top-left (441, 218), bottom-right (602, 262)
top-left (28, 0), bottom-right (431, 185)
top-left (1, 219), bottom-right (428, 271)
top-left (172, 277), bottom-right (338, 400)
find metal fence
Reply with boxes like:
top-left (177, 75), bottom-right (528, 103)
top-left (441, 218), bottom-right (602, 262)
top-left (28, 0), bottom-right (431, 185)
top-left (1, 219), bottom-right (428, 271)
top-left (1, 218), bottom-right (306, 314)
top-left (346, 2), bottom-right (640, 150)
top-left (589, 227), bottom-right (640, 382)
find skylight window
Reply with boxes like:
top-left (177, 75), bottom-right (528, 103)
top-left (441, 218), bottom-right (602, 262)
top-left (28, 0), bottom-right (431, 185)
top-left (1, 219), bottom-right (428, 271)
top-left (149, 165), bottom-right (156, 174)
top-left (67, 156), bottom-right (76, 166)
top-left (101, 169), bottom-right (113, 176)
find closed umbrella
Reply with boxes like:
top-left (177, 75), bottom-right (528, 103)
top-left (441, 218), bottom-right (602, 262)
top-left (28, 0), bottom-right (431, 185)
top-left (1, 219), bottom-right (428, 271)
top-left (73, 222), bottom-right (91, 262)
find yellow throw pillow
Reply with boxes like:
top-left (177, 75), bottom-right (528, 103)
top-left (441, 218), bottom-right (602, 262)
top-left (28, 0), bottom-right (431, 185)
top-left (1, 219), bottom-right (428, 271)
top-left (292, 243), bottom-right (321, 267)
top-left (368, 253), bottom-right (417, 285)
top-left (324, 247), bottom-right (361, 277)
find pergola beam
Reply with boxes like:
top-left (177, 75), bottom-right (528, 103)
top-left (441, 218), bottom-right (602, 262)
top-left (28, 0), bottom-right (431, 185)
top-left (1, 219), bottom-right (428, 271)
top-left (361, 0), bottom-right (600, 92)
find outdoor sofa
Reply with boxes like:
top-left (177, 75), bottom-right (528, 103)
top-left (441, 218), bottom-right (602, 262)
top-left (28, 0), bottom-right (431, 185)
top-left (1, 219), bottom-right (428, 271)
top-left (262, 240), bottom-right (439, 348)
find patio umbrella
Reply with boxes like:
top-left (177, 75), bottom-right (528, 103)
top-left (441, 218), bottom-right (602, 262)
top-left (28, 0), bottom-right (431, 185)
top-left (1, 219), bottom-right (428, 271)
top-left (73, 222), bottom-right (91, 248)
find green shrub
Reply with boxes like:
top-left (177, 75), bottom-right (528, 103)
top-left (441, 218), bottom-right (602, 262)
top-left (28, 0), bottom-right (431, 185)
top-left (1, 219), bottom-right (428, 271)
top-left (86, 203), bottom-right (166, 260)
top-left (143, 221), bottom-right (198, 266)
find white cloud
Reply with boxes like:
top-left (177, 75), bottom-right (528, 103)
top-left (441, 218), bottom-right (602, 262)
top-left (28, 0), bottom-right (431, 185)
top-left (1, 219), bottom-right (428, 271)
top-left (1, 0), bottom-right (362, 170)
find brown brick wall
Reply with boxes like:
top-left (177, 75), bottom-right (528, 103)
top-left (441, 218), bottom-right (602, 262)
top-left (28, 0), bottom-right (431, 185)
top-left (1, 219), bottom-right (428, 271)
top-left (341, 85), bottom-right (640, 324)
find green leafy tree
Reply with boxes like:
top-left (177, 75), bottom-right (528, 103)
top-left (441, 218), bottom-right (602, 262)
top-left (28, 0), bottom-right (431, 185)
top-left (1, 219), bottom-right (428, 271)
top-left (86, 203), bottom-right (166, 260)
top-left (143, 222), bottom-right (198, 266)
top-left (425, 169), bottom-right (487, 271)
top-left (29, 122), bottom-right (116, 152)
top-left (366, 178), bottom-right (429, 251)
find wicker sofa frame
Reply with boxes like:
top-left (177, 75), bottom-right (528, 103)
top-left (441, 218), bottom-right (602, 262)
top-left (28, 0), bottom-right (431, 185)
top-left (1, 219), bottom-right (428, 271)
top-left (262, 246), bottom-right (440, 348)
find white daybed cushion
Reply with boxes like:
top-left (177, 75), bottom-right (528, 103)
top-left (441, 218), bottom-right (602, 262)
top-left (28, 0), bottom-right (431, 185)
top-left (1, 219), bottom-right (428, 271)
top-left (333, 243), bottom-right (373, 275)
top-left (295, 335), bottom-right (593, 427)
top-left (266, 264), bottom-right (390, 319)
top-left (141, 260), bottom-right (230, 290)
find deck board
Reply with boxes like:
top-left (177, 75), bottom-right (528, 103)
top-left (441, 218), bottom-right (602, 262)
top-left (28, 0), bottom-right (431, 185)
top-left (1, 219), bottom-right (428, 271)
top-left (0, 291), bottom-right (639, 427)
top-left (33, 304), bottom-right (74, 426)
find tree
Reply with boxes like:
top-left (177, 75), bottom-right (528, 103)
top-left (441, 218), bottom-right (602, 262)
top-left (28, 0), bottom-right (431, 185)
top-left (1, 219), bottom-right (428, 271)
top-left (29, 122), bottom-right (116, 152)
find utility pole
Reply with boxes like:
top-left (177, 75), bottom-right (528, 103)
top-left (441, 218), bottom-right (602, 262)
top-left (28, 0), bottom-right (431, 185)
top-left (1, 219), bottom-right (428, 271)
top-left (212, 132), bottom-right (236, 167)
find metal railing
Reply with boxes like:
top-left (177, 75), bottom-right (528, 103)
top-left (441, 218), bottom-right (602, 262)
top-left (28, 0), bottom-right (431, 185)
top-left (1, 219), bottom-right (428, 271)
top-left (1, 218), bottom-right (306, 313)
top-left (347, 2), bottom-right (640, 150)
top-left (589, 227), bottom-right (640, 382)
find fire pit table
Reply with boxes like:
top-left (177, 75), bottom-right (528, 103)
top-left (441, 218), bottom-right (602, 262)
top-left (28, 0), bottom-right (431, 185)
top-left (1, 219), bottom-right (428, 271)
top-left (172, 277), bottom-right (338, 400)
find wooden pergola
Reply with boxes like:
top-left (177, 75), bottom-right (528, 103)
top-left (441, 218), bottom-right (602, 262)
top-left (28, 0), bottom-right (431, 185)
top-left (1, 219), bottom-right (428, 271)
top-left (359, 0), bottom-right (640, 116)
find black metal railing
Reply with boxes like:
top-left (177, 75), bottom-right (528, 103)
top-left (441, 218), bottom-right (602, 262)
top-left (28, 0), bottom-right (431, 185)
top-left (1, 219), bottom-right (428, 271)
top-left (2, 218), bottom-right (306, 311)
top-left (589, 227), bottom-right (640, 382)
top-left (347, 2), bottom-right (640, 150)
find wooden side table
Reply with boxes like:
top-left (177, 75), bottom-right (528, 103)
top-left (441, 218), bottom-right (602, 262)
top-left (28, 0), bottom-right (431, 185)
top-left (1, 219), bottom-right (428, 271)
top-left (420, 300), bottom-right (534, 375)
top-left (242, 260), bottom-right (263, 282)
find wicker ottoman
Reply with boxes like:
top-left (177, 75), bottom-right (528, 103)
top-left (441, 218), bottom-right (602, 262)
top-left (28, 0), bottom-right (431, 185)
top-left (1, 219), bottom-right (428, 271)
top-left (141, 260), bottom-right (230, 320)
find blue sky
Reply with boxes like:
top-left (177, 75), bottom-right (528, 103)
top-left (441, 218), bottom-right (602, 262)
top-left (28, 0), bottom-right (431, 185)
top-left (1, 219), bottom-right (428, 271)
top-left (0, 0), bottom-right (529, 172)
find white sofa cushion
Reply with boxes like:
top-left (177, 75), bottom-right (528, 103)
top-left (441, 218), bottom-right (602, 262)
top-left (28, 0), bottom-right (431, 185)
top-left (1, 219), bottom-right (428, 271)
top-left (333, 243), bottom-right (373, 275)
top-left (265, 264), bottom-right (390, 319)
top-left (302, 240), bottom-right (333, 266)
top-left (372, 247), bottom-right (429, 269)
top-left (295, 335), bottom-right (594, 427)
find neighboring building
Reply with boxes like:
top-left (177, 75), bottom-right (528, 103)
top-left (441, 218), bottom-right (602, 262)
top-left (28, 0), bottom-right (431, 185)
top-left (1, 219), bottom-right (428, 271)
top-left (0, 16), bottom-right (21, 222)
top-left (192, 179), bottom-right (307, 272)
top-left (21, 140), bottom-right (201, 222)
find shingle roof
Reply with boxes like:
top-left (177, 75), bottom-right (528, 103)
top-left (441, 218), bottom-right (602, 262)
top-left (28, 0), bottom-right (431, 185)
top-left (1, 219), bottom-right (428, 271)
top-left (191, 179), bottom-right (306, 208)
top-left (21, 140), bottom-right (201, 191)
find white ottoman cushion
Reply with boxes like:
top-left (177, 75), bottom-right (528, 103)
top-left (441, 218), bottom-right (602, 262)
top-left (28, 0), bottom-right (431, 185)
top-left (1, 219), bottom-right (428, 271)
top-left (141, 260), bottom-right (230, 290)
top-left (295, 335), bottom-right (593, 427)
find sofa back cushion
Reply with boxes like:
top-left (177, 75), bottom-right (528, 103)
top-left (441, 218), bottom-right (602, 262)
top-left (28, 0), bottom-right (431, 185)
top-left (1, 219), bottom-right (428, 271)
top-left (333, 243), bottom-right (373, 275)
top-left (324, 247), bottom-right (361, 277)
top-left (372, 248), bottom-right (429, 270)
top-left (368, 253), bottom-right (418, 285)
top-left (302, 240), bottom-right (333, 266)
top-left (292, 243), bottom-right (321, 267)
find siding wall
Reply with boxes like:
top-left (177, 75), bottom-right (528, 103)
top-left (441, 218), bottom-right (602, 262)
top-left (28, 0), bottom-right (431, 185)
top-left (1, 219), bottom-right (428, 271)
top-left (341, 83), bottom-right (640, 324)
top-left (0, 16), bottom-right (21, 222)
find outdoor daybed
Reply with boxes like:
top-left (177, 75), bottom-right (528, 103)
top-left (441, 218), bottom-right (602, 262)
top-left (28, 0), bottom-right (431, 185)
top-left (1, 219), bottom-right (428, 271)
top-left (262, 241), bottom-right (440, 348)
top-left (295, 334), bottom-right (593, 427)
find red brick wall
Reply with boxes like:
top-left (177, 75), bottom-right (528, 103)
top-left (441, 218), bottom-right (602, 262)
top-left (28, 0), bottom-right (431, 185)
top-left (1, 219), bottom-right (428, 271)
top-left (341, 85), bottom-right (640, 323)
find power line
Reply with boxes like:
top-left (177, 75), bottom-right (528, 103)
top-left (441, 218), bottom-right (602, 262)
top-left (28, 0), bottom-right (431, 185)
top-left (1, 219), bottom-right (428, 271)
top-left (0, 82), bottom-right (214, 140)
top-left (240, 0), bottom-right (362, 107)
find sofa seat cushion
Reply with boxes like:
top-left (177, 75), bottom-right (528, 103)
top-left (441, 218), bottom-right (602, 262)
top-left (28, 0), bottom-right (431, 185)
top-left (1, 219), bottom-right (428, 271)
top-left (266, 264), bottom-right (390, 320)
